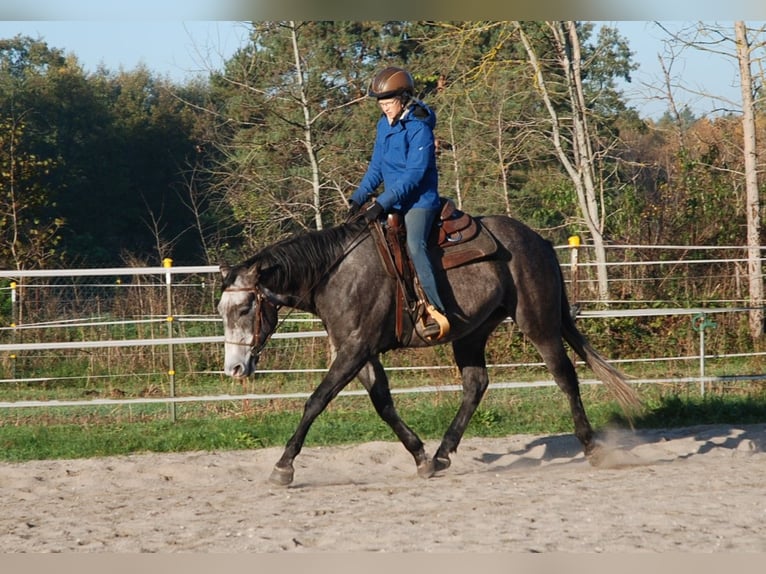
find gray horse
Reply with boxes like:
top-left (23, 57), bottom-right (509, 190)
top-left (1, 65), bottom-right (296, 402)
top-left (218, 216), bottom-right (640, 485)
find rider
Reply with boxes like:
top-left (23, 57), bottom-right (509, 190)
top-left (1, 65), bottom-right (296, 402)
top-left (348, 66), bottom-right (450, 340)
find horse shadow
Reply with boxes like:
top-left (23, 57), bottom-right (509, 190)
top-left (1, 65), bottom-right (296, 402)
top-left (474, 433), bottom-right (585, 472)
top-left (472, 423), bottom-right (766, 473)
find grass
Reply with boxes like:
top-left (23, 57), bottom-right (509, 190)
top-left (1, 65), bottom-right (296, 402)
top-left (3, 312), bottom-right (766, 463)
top-left (1, 383), bottom-right (765, 463)
top-left (5, 272), bottom-right (766, 465)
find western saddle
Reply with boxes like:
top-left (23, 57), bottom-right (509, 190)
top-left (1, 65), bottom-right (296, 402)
top-left (369, 198), bottom-right (498, 343)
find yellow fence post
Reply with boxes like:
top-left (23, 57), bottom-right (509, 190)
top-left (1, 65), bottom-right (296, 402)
top-left (568, 236), bottom-right (581, 307)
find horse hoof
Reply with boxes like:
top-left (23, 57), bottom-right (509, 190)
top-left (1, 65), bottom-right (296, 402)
top-left (269, 465), bottom-right (294, 486)
top-left (586, 443), bottom-right (642, 469)
top-left (417, 458), bottom-right (435, 479)
top-left (432, 456), bottom-right (451, 473)
top-left (586, 450), bottom-right (602, 467)
top-left (584, 440), bottom-right (607, 467)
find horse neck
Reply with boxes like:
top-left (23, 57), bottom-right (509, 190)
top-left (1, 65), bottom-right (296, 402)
top-left (257, 222), bottom-right (367, 311)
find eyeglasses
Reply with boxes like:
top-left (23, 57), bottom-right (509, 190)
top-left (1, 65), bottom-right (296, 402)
top-left (378, 99), bottom-right (400, 108)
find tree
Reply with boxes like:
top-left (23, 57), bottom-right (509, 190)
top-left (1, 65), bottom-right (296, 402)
top-left (512, 21), bottom-right (636, 299)
top-left (653, 21), bottom-right (766, 339)
top-left (735, 21), bottom-right (764, 339)
top-left (1, 35), bottom-right (206, 267)
top-left (205, 21), bottom-right (393, 250)
top-left (0, 114), bottom-right (63, 270)
top-left (0, 36), bottom-right (68, 269)
top-left (420, 22), bottom-right (535, 216)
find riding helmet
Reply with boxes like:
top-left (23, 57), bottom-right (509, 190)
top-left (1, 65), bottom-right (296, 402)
top-left (368, 66), bottom-right (415, 99)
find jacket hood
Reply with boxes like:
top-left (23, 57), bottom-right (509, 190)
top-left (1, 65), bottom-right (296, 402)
top-left (401, 98), bottom-right (436, 130)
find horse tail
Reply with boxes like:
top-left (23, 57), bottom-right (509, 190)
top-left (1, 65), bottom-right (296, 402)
top-left (559, 285), bottom-right (643, 418)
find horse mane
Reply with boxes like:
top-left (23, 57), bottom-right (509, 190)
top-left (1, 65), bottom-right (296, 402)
top-left (238, 219), bottom-right (368, 293)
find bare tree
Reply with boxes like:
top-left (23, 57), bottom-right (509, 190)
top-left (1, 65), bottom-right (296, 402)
top-left (288, 21), bottom-right (323, 230)
top-left (654, 21), bottom-right (765, 339)
top-left (735, 21), bottom-right (764, 339)
top-left (513, 21), bottom-right (610, 299)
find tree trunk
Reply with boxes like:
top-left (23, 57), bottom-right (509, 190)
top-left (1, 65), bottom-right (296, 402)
top-left (735, 21), bottom-right (764, 340)
top-left (562, 21), bottom-right (609, 300)
top-left (289, 21), bottom-right (323, 230)
top-left (514, 21), bottom-right (610, 300)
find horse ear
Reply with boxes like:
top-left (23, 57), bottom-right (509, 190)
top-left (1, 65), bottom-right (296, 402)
top-left (219, 263), bottom-right (231, 279)
top-left (244, 264), bottom-right (259, 283)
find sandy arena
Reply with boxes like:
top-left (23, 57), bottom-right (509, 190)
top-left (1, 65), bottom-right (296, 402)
top-left (1, 423), bottom-right (765, 552)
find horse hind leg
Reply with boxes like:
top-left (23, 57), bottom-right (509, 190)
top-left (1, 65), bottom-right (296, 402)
top-left (356, 358), bottom-right (433, 478)
top-left (533, 338), bottom-right (597, 456)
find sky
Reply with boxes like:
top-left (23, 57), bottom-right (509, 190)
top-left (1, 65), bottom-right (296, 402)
top-left (0, 20), bottom-right (756, 120)
top-left (612, 21), bottom-right (745, 119)
top-left (0, 21), bottom-right (250, 84)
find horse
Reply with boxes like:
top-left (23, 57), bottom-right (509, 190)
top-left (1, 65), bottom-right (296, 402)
top-left (217, 215), bottom-right (641, 486)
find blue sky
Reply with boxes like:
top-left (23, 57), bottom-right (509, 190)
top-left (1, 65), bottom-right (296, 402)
top-left (0, 20), bottom-right (753, 119)
top-left (611, 21), bottom-right (745, 119)
top-left (0, 21), bottom-right (249, 83)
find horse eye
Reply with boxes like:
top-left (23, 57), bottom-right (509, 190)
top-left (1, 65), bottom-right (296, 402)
top-left (238, 305), bottom-right (251, 317)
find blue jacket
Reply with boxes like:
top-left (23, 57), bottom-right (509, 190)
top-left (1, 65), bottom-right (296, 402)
top-left (351, 101), bottom-right (441, 213)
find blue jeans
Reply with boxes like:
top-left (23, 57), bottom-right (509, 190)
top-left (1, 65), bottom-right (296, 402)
top-left (404, 207), bottom-right (446, 312)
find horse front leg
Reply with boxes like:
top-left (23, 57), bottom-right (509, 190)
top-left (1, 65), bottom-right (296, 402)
top-left (430, 334), bottom-right (491, 474)
top-left (356, 358), bottom-right (432, 478)
top-left (269, 360), bottom-right (359, 486)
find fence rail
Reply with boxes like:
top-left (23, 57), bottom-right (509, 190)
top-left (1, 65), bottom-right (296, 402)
top-left (2, 244), bottom-right (765, 416)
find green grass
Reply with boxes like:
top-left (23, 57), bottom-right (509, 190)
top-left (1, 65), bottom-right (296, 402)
top-left (2, 384), bottom-right (765, 463)
top-left (5, 277), bottom-right (766, 465)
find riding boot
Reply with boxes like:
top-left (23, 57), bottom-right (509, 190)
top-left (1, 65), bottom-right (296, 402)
top-left (422, 305), bottom-right (450, 340)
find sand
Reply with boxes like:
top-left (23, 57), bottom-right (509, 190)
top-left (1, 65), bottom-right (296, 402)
top-left (1, 423), bottom-right (765, 553)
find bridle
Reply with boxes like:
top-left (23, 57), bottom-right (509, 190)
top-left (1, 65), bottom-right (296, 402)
top-left (221, 285), bottom-right (281, 359)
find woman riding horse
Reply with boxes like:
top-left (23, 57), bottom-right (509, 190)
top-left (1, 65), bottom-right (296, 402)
top-left (348, 66), bottom-right (450, 340)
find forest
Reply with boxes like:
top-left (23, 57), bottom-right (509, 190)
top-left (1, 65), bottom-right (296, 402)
top-left (1, 22), bottom-right (765, 305)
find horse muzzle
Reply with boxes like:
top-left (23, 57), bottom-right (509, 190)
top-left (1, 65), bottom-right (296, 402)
top-left (224, 346), bottom-right (259, 378)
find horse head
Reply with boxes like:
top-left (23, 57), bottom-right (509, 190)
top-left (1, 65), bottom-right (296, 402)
top-left (218, 263), bottom-right (280, 378)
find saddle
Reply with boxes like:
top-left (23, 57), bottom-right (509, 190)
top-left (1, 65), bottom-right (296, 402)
top-left (429, 198), bottom-right (498, 269)
top-left (370, 198), bottom-right (498, 342)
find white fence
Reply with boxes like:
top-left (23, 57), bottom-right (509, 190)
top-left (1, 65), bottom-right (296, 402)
top-left (1, 243), bottom-right (765, 416)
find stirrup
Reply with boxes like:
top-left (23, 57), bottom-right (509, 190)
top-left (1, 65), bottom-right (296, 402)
top-left (423, 305), bottom-right (450, 341)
